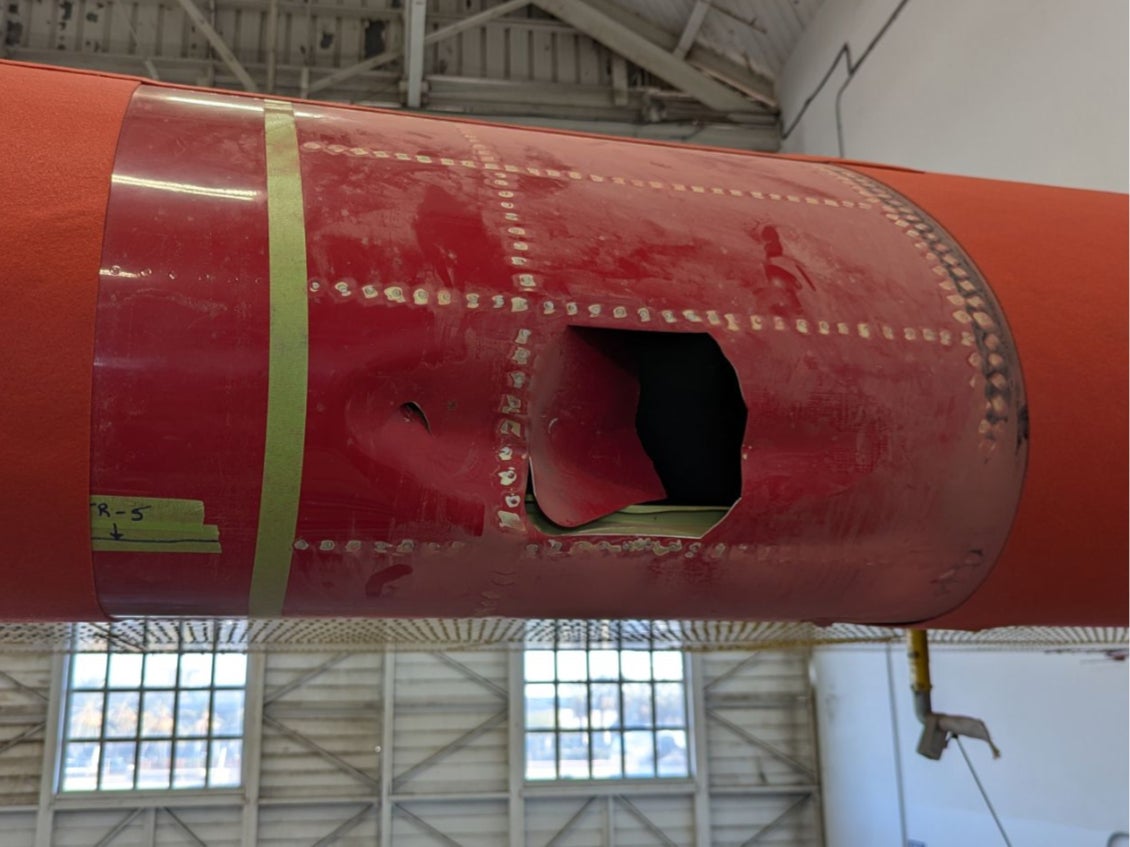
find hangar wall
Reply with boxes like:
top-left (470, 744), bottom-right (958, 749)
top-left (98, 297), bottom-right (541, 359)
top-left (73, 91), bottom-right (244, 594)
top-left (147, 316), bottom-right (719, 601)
top-left (777, 1), bottom-right (1130, 844)
top-left (0, 647), bottom-right (823, 847)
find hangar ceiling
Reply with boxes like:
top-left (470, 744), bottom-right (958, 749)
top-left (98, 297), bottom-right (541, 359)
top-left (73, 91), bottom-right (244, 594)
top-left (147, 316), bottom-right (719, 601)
top-left (0, 0), bottom-right (823, 148)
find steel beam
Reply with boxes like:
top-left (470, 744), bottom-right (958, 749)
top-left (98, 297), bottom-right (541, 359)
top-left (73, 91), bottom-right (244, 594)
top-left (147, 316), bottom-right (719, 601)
top-left (143, 808), bottom-right (157, 847)
top-left (162, 808), bottom-right (209, 847)
top-left (403, 0), bottom-right (427, 108)
top-left (615, 796), bottom-right (679, 847)
top-left (705, 708), bottom-right (817, 780)
top-left (704, 653), bottom-right (762, 692)
top-left (379, 650), bottom-right (395, 847)
top-left (738, 794), bottom-right (812, 847)
top-left (689, 654), bottom-right (712, 847)
top-left (610, 54), bottom-right (628, 106)
top-left (32, 655), bottom-right (65, 847)
top-left (685, 47), bottom-right (776, 107)
top-left (92, 809), bottom-right (145, 847)
top-left (507, 650), bottom-right (525, 847)
top-left (265, 0), bottom-right (279, 93)
top-left (541, 0), bottom-right (775, 108)
top-left (531, 0), bottom-right (755, 113)
top-left (673, 0), bottom-right (711, 60)
top-left (52, 791), bottom-right (241, 811)
top-left (0, 722), bottom-right (44, 756)
top-left (392, 710), bottom-right (507, 790)
top-left (308, 0), bottom-right (530, 96)
top-left (392, 791), bottom-right (510, 803)
top-left (264, 653), bottom-right (350, 704)
top-left (0, 670), bottom-right (48, 703)
top-left (394, 805), bottom-right (466, 847)
top-left (544, 797), bottom-right (597, 847)
top-left (263, 715), bottom-right (380, 789)
top-left (312, 803), bottom-right (375, 847)
top-left (174, 0), bottom-right (258, 91)
top-left (430, 652), bottom-right (507, 700)
top-left (240, 652), bottom-right (267, 847)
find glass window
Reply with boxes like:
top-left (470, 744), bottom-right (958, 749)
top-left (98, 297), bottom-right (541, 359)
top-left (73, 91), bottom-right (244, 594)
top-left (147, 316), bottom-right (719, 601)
top-left (59, 633), bottom-right (247, 792)
top-left (523, 625), bottom-right (690, 781)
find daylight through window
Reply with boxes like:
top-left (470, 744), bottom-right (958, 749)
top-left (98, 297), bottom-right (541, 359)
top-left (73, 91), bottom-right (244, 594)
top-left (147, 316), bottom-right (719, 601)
top-left (524, 632), bottom-right (689, 780)
top-left (61, 642), bottom-right (247, 791)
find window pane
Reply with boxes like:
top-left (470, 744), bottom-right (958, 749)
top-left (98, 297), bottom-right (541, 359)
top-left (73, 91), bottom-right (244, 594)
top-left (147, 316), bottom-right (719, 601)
top-left (652, 651), bottom-right (684, 681)
top-left (179, 653), bottom-right (213, 688)
top-left (104, 692), bottom-right (139, 739)
top-left (107, 654), bottom-right (143, 689)
top-left (99, 741), bottom-right (136, 790)
top-left (141, 691), bottom-right (176, 738)
top-left (657, 730), bottom-right (689, 777)
top-left (589, 650), bottom-right (618, 681)
top-left (522, 644), bottom-right (688, 784)
top-left (558, 731), bottom-right (589, 779)
top-left (524, 651), bottom-right (555, 682)
top-left (556, 650), bottom-right (588, 681)
top-left (655, 683), bottom-right (685, 728)
top-left (144, 653), bottom-right (178, 688)
top-left (211, 690), bottom-right (245, 737)
top-left (525, 684), bottom-right (555, 730)
top-left (62, 742), bottom-right (100, 791)
top-left (591, 731), bottom-right (622, 778)
top-left (621, 651), bottom-right (652, 681)
top-left (62, 648), bottom-right (248, 794)
top-left (71, 654), bottom-right (107, 689)
top-left (68, 692), bottom-right (104, 739)
top-left (624, 731), bottom-right (655, 777)
top-left (526, 731), bottom-right (556, 780)
top-left (209, 739), bottom-right (242, 787)
top-left (590, 683), bottom-right (620, 730)
top-left (137, 741), bottom-right (172, 789)
top-left (214, 654), bottom-right (247, 686)
top-left (177, 690), bottom-right (211, 737)
top-left (173, 740), bottom-right (207, 788)
top-left (623, 683), bottom-right (653, 728)
top-left (557, 683), bottom-right (588, 729)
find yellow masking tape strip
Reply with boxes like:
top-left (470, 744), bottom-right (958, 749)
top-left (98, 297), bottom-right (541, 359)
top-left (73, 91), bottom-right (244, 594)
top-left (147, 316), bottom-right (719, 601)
top-left (248, 100), bottom-right (309, 617)
top-left (89, 495), bottom-right (221, 553)
top-left (90, 495), bottom-right (206, 525)
top-left (92, 539), bottom-right (221, 554)
top-left (91, 524), bottom-right (220, 542)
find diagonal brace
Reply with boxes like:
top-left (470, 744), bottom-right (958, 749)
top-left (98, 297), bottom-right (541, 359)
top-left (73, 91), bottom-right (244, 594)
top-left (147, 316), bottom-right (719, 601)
top-left (392, 710), bottom-right (507, 791)
top-left (174, 0), bottom-right (258, 91)
top-left (308, 0), bottom-right (530, 96)
top-left (264, 715), bottom-right (380, 789)
top-left (706, 708), bottom-right (817, 780)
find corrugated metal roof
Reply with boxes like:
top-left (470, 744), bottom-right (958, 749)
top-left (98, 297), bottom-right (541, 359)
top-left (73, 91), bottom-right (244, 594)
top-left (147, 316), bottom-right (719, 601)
top-left (612, 0), bottom-right (824, 80)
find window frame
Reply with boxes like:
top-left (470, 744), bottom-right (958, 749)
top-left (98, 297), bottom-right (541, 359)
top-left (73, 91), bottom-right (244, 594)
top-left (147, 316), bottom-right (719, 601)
top-left (55, 626), bottom-right (249, 795)
top-left (520, 626), bottom-right (695, 784)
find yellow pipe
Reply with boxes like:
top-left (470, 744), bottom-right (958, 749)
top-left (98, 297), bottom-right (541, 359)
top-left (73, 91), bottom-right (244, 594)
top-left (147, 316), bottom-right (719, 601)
top-left (907, 629), bottom-right (933, 721)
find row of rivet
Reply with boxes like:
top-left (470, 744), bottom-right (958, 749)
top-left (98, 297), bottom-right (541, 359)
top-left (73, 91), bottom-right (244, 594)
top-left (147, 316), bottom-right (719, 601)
top-left (298, 139), bottom-right (878, 210)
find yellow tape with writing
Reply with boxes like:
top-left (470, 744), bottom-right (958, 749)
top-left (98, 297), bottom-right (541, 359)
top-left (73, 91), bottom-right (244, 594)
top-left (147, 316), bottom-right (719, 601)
top-left (89, 495), bottom-right (221, 554)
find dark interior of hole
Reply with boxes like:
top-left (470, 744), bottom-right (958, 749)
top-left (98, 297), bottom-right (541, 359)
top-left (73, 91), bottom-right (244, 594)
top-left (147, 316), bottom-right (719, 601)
top-left (578, 328), bottom-right (747, 507)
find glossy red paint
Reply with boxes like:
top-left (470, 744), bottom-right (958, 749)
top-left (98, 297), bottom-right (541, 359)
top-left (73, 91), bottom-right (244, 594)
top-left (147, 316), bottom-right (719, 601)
top-left (88, 84), bottom-right (1027, 623)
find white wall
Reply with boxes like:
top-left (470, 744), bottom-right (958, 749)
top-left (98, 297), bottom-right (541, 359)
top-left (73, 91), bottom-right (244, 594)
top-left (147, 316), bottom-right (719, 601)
top-left (814, 647), bottom-right (1129, 847)
top-left (781, 5), bottom-right (1129, 842)
top-left (778, 0), bottom-right (1130, 192)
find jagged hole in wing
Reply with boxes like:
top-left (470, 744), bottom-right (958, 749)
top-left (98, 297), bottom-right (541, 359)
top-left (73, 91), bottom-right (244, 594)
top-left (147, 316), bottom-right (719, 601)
top-left (528, 327), bottom-right (747, 536)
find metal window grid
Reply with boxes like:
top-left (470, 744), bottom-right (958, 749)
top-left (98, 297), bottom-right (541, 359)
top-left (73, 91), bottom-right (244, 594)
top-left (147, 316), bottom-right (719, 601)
top-left (59, 620), bottom-right (248, 792)
top-left (523, 620), bottom-right (690, 781)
